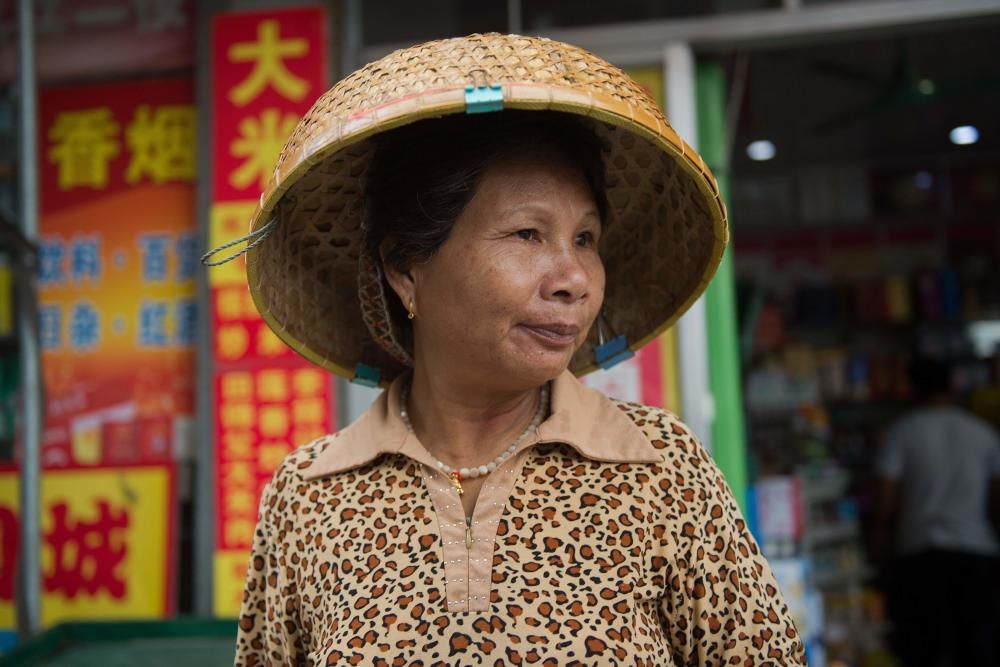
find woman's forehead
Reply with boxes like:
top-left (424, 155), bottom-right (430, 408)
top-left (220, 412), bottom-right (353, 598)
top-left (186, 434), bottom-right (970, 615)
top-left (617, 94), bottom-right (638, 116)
top-left (473, 152), bottom-right (597, 206)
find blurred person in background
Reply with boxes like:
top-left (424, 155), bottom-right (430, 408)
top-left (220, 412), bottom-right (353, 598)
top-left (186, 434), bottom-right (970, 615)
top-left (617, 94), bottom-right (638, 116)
top-left (875, 357), bottom-right (1000, 667)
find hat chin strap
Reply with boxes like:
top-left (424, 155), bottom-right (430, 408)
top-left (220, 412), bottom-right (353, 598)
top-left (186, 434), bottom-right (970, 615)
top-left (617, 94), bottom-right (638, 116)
top-left (358, 248), bottom-right (415, 367)
top-left (200, 216), bottom-right (278, 267)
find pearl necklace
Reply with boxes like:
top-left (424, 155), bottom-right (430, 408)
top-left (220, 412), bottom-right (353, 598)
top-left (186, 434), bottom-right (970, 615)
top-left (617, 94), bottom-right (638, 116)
top-left (399, 383), bottom-right (549, 496)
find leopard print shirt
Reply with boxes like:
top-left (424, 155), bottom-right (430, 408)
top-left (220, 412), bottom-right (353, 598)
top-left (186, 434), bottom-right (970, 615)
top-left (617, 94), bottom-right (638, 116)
top-left (235, 372), bottom-right (806, 665)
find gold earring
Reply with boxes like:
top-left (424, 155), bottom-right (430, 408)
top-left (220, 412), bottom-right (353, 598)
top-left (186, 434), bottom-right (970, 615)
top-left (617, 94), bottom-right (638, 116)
top-left (407, 300), bottom-right (415, 320)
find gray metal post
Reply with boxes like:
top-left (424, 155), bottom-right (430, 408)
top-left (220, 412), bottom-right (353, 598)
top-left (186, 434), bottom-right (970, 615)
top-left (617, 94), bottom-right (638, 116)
top-left (507, 0), bottom-right (523, 33)
top-left (192, 0), bottom-right (219, 618)
top-left (340, 0), bottom-right (362, 74)
top-left (15, 0), bottom-right (41, 640)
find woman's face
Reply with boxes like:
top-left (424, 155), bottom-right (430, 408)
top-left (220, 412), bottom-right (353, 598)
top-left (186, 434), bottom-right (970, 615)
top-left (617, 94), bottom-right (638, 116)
top-left (389, 151), bottom-right (605, 393)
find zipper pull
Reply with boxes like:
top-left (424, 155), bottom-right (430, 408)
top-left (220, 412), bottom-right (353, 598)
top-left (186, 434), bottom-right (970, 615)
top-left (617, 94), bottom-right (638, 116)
top-left (465, 524), bottom-right (473, 549)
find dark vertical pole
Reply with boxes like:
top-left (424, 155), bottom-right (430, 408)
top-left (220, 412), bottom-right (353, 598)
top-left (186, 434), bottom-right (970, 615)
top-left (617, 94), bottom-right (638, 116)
top-left (15, 0), bottom-right (42, 640)
top-left (192, 0), bottom-right (218, 618)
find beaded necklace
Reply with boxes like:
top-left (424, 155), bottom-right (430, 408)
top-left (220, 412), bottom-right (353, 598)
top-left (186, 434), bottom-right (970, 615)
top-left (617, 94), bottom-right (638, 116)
top-left (399, 383), bottom-right (549, 496)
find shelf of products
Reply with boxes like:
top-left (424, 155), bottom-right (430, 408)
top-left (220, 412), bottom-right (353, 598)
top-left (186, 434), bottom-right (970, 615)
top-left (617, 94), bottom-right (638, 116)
top-left (740, 222), bottom-right (1000, 665)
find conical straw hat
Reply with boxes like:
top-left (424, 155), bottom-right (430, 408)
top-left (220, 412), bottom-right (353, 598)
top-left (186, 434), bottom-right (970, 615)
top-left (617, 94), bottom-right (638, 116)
top-left (240, 32), bottom-right (728, 386)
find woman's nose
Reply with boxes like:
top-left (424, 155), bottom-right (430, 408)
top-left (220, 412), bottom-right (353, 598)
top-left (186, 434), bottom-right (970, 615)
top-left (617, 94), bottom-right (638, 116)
top-left (542, 245), bottom-right (592, 303)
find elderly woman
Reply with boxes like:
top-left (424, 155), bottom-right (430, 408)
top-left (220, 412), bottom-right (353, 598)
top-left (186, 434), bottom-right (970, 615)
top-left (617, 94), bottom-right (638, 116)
top-left (226, 34), bottom-right (805, 665)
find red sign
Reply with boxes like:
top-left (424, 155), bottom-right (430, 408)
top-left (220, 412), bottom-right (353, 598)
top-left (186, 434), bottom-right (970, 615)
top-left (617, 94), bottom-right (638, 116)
top-left (211, 5), bottom-right (327, 203)
top-left (39, 79), bottom-right (196, 214)
top-left (211, 284), bottom-right (301, 365)
top-left (209, 5), bottom-right (332, 615)
top-left (37, 78), bottom-right (196, 467)
top-left (213, 366), bottom-right (329, 550)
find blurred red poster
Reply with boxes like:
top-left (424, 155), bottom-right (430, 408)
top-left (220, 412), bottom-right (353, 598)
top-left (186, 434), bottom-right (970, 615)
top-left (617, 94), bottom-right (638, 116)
top-left (211, 5), bottom-right (328, 204)
top-left (209, 5), bottom-right (333, 616)
top-left (37, 77), bottom-right (197, 467)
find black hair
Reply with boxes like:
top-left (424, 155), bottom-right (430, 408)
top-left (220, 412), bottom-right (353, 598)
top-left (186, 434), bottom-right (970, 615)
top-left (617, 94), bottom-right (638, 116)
top-left (909, 357), bottom-right (951, 399)
top-left (362, 110), bottom-right (608, 327)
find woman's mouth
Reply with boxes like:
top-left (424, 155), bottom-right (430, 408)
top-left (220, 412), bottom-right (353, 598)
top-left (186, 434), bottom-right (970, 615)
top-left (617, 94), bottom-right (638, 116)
top-left (519, 323), bottom-right (581, 347)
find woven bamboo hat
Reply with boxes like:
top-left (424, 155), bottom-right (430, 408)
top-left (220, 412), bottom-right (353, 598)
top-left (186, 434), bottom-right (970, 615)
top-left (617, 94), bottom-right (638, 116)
top-left (235, 33), bottom-right (728, 387)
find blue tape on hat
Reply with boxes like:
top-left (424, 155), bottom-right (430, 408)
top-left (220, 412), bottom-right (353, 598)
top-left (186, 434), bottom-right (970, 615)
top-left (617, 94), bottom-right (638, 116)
top-left (464, 84), bottom-right (503, 114)
top-left (595, 335), bottom-right (634, 370)
top-left (352, 363), bottom-right (381, 387)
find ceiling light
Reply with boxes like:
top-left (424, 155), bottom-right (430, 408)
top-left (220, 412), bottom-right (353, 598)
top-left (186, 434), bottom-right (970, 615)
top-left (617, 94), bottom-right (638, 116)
top-left (950, 125), bottom-right (979, 146)
top-left (746, 140), bottom-right (776, 161)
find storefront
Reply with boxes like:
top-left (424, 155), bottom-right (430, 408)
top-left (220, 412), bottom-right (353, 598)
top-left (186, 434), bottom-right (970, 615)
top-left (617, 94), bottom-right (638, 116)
top-left (729, 22), bottom-right (1000, 665)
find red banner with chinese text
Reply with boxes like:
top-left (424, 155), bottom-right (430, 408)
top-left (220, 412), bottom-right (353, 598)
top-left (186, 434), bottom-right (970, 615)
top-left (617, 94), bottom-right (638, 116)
top-left (38, 78), bottom-right (197, 467)
top-left (209, 5), bottom-right (333, 616)
top-left (0, 464), bottom-right (176, 629)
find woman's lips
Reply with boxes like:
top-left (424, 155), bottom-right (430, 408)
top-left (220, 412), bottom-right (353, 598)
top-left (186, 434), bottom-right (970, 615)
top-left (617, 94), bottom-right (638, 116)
top-left (519, 323), bottom-right (580, 347)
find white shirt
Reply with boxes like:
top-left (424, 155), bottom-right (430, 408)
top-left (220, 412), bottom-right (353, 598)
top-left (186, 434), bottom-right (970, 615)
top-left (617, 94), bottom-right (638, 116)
top-left (877, 405), bottom-right (1000, 556)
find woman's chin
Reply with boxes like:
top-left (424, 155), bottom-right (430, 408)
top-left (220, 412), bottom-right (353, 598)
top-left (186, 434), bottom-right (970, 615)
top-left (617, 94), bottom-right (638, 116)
top-left (501, 349), bottom-right (575, 386)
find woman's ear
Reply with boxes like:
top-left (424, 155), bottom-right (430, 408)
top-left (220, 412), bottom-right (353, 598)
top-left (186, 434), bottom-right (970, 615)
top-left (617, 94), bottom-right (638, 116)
top-left (380, 243), bottom-right (415, 311)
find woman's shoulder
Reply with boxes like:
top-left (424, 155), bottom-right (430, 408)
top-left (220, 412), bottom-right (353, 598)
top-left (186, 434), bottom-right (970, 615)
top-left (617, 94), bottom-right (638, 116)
top-left (606, 398), bottom-right (736, 511)
top-left (266, 433), bottom-right (339, 489)
top-left (609, 399), bottom-right (709, 460)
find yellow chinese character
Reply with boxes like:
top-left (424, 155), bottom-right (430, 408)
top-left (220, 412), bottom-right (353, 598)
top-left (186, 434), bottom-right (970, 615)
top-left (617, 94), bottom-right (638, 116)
top-left (256, 369), bottom-right (290, 402)
top-left (223, 517), bottom-right (255, 549)
top-left (217, 324), bottom-right (250, 360)
top-left (256, 325), bottom-right (286, 358)
top-left (221, 402), bottom-right (254, 430)
top-left (228, 19), bottom-right (309, 106)
top-left (229, 108), bottom-right (298, 190)
top-left (125, 104), bottom-right (196, 184)
top-left (292, 426), bottom-right (326, 445)
top-left (224, 488), bottom-right (257, 515)
top-left (223, 461), bottom-right (254, 487)
top-left (48, 108), bottom-right (120, 190)
top-left (216, 288), bottom-right (244, 321)
top-left (221, 430), bottom-right (254, 460)
top-left (292, 368), bottom-right (325, 397)
top-left (292, 397), bottom-right (326, 424)
top-left (259, 405), bottom-right (289, 438)
top-left (221, 372), bottom-right (253, 401)
top-left (258, 441), bottom-right (291, 472)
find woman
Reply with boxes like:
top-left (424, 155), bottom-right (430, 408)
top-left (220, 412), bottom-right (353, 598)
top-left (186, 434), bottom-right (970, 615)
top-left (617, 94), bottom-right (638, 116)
top-left (221, 33), bottom-right (806, 665)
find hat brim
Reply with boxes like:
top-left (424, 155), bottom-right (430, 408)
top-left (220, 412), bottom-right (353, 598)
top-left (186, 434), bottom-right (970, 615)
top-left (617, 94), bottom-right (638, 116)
top-left (244, 36), bottom-right (728, 387)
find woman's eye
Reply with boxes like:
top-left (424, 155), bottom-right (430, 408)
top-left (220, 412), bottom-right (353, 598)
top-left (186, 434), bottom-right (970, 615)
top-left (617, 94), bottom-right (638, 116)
top-left (514, 229), bottom-right (538, 241)
top-left (575, 231), bottom-right (596, 247)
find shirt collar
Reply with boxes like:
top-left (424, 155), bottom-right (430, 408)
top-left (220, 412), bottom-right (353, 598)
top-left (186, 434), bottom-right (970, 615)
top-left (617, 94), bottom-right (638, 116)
top-left (302, 370), bottom-right (663, 481)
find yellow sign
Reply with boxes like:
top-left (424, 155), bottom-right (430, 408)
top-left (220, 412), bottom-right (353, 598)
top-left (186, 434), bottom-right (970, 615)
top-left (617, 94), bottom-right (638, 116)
top-left (214, 550), bottom-right (251, 617)
top-left (0, 465), bottom-right (174, 629)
